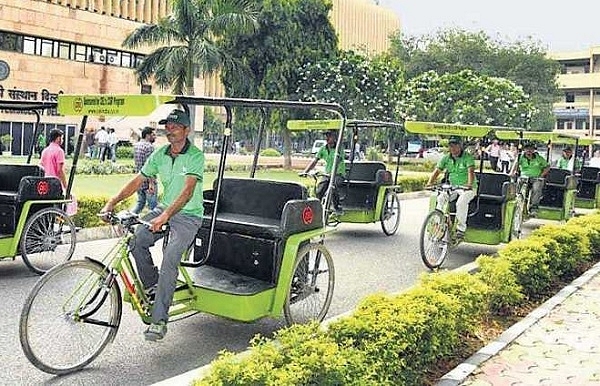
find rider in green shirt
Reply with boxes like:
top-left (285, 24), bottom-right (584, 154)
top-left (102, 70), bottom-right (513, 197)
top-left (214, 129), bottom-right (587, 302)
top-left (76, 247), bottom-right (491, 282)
top-left (426, 137), bottom-right (476, 238)
top-left (512, 142), bottom-right (549, 213)
top-left (556, 147), bottom-right (581, 172)
top-left (302, 130), bottom-right (346, 214)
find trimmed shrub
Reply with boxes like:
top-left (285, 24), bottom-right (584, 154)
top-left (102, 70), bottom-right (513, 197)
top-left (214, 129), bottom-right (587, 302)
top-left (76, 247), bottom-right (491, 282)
top-left (475, 254), bottom-right (524, 313)
top-left (567, 213), bottom-right (600, 256)
top-left (72, 195), bottom-right (132, 228)
top-left (397, 175), bottom-right (429, 192)
top-left (116, 145), bottom-right (133, 159)
top-left (365, 147), bottom-right (383, 161)
top-left (76, 160), bottom-right (135, 175)
top-left (260, 148), bottom-right (282, 157)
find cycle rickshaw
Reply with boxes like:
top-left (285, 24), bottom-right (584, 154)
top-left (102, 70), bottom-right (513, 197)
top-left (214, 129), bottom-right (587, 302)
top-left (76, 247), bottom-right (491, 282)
top-left (0, 100), bottom-right (79, 275)
top-left (20, 94), bottom-right (340, 375)
top-left (495, 130), bottom-right (579, 224)
top-left (574, 138), bottom-right (600, 209)
top-left (286, 119), bottom-right (402, 235)
top-left (405, 121), bottom-right (520, 269)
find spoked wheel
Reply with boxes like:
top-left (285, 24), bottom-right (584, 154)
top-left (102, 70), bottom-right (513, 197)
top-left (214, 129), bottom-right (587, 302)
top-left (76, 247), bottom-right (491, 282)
top-left (20, 260), bottom-right (122, 375)
top-left (380, 191), bottom-right (401, 235)
top-left (284, 243), bottom-right (335, 325)
top-left (511, 195), bottom-right (525, 240)
top-left (20, 207), bottom-right (77, 275)
top-left (419, 210), bottom-right (450, 270)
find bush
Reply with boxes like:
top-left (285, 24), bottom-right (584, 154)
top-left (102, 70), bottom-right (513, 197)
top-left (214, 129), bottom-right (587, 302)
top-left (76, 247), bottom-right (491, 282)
top-left (260, 148), bottom-right (282, 157)
top-left (475, 254), bottom-right (524, 313)
top-left (567, 213), bottom-right (600, 256)
top-left (116, 146), bottom-right (134, 159)
top-left (72, 195), bottom-right (132, 228)
top-left (76, 160), bottom-right (135, 175)
top-left (397, 175), bottom-right (429, 192)
top-left (365, 147), bottom-right (382, 161)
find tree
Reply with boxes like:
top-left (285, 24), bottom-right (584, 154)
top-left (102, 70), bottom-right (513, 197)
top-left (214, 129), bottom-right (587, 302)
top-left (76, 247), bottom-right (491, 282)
top-left (398, 69), bottom-right (535, 128)
top-left (296, 50), bottom-right (404, 153)
top-left (219, 0), bottom-right (338, 168)
top-left (390, 29), bottom-right (561, 130)
top-left (122, 0), bottom-right (258, 139)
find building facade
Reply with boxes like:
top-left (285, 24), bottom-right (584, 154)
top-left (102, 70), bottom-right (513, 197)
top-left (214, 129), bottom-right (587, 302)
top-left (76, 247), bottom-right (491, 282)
top-left (0, 0), bottom-right (399, 155)
top-left (550, 46), bottom-right (600, 139)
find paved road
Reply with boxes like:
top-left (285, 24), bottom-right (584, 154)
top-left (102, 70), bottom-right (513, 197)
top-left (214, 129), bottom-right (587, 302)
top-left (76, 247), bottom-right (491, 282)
top-left (0, 197), bottom-right (524, 385)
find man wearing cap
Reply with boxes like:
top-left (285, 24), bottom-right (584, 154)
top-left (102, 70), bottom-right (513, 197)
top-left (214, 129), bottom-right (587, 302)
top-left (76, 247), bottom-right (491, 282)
top-left (101, 109), bottom-right (204, 341)
top-left (556, 147), bottom-right (581, 171)
top-left (512, 142), bottom-right (549, 214)
top-left (302, 130), bottom-right (346, 214)
top-left (426, 137), bottom-right (476, 240)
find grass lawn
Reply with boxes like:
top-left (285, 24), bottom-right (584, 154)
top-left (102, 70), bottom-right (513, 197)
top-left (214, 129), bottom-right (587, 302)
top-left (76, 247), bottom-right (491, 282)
top-left (73, 169), bottom-right (305, 197)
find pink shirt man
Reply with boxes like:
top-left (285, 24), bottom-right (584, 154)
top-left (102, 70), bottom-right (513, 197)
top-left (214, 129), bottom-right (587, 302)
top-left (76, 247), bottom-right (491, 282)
top-left (40, 132), bottom-right (67, 189)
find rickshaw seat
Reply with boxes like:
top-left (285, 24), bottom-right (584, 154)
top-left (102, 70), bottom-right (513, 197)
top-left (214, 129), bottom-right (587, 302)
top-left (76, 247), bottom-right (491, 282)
top-left (0, 164), bottom-right (45, 204)
top-left (577, 167), bottom-right (600, 200)
top-left (475, 173), bottom-right (515, 203)
top-left (342, 162), bottom-right (391, 209)
top-left (541, 168), bottom-right (578, 208)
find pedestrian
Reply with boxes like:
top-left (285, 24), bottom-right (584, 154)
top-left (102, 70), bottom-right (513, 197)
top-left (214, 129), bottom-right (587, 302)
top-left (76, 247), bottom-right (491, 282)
top-left (131, 126), bottom-right (158, 214)
top-left (485, 139), bottom-right (501, 171)
top-left (85, 127), bottom-right (96, 158)
top-left (101, 109), bottom-right (205, 341)
top-left (39, 128), bottom-right (67, 190)
top-left (35, 132), bottom-right (46, 157)
top-left (499, 143), bottom-right (512, 174)
top-left (95, 126), bottom-right (109, 162)
top-left (589, 150), bottom-right (600, 168)
top-left (108, 128), bottom-right (118, 163)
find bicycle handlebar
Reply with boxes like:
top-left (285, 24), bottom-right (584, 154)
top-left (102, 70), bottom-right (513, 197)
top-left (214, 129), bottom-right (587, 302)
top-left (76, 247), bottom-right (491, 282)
top-left (426, 184), bottom-right (472, 192)
top-left (98, 211), bottom-right (168, 232)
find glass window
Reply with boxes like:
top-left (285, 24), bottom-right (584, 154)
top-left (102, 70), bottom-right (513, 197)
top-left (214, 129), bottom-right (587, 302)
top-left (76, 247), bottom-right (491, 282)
top-left (106, 50), bottom-right (120, 66)
top-left (58, 42), bottom-right (71, 59)
top-left (74, 44), bottom-right (87, 62)
top-left (134, 54), bottom-right (144, 68)
top-left (566, 93), bottom-right (575, 103)
top-left (595, 118), bottom-right (600, 130)
top-left (23, 36), bottom-right (35, 54)
top-left (40, 39), bottom-right (53, 57)
top-left (565, 121), bottom-right (573, 130)
top-left (0, 31), bottom-right (22, 52)
top-left (91, 47), bottom-right (106, 64)
top-left (575, 119), bottom-right (588, 130)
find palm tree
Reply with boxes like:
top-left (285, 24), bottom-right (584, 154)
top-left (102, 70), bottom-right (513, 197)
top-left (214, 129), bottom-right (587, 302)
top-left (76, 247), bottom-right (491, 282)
top-left (122, 0), bottom-right (258, 134)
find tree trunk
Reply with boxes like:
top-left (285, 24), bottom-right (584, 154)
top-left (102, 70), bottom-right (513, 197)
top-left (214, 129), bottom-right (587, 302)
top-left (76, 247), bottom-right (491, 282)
top-left (283, 127), bottom-right (292, 170)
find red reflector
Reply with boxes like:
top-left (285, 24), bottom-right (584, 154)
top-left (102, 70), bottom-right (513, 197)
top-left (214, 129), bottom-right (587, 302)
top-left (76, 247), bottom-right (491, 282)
top-left (37, 180), bottom-right (50, 196)
top-left (302, 206), bottom-right (314, 225)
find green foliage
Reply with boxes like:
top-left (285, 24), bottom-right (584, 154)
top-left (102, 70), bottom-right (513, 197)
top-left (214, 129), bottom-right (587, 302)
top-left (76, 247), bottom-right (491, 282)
top-left (567, 213), bottom-right (600, 256)
top-left (71, 195), bottom-right (132, 228)
top-left (122, 0), bottom-right (258, 95)
top-left (76, 160), bottom-right (136, 175)
top-left (396, 175), bottom-right (429, 192)
top-left (399, 159), bottom-right (437, 173)
top-left (365, 147), bottom-right (383, 161)
top-left (530, 224), bottom-right (591, 279)
top-left (390, 28), bottom-right (560, 130)
top-left (475, 254), bottom-right (524, 313)
top-left (399, 69), bottom-right (534, 127)
top-left (116, 146), bottom-right (133, 159)
top-left (259, 148), bottom-right (282, 157)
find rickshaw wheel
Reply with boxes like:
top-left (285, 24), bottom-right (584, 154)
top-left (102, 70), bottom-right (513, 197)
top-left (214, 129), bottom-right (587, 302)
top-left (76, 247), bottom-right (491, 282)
top-left (20, 260), bottom-right (122, 375)
top-left (511, 195), bottom-right (525, 240)
top-left (380, 191), bottom-right (401, 236)
top-left (20, 207), bottom-right (76, 275)
top-left (420, 210), bottom-right (449, 270)
top-left (284, 243), bottom-right (334, 326)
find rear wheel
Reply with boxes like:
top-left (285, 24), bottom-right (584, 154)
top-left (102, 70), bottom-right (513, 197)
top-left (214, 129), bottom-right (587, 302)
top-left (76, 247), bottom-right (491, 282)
top-left (420, 210), bottom-right (449, 270)
top-left (20, 207), bottom-right (76, 275)
top-left (380, 191), bottom-right (401, 236)
top-left (511, 195), bottom-right (525, 240)
top-left (284, 243), bottom-right (334, 325)
top-left (20, 260), bottom-right (122, 375)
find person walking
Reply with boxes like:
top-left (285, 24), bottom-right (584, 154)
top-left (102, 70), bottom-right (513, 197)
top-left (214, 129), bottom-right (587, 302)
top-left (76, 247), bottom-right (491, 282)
top-left (485, 139), bottom-right (501, 171)
top-left (39, 128), bottom-right (67, 190)
top-left (131, 126), bottom-right (158, 214)
top-left (95, 126), bottom-right (109, 162)
top-left (107, 128), bottom-right (118, 163)
top-left (101, 109), bottom-right (205, 341)
top-left (499, 143), bottom-right (512, 174)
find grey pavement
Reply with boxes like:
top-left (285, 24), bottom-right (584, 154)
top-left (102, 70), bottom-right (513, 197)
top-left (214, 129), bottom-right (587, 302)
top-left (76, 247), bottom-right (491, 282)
top-left (439, 260), bottom-right (600, 386)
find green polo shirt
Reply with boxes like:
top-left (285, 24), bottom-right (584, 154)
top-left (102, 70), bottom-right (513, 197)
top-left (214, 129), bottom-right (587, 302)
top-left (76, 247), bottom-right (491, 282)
top-left (141, 140), bottom-right (204, 217)
top-left (436, 151), bottom-right (477, 188)
top-left (519, 153), bottom-right (549, 177)
top-left (556, 156), bottom-right (581, 171)
top-left (316, 145), bottom-right (346, 176)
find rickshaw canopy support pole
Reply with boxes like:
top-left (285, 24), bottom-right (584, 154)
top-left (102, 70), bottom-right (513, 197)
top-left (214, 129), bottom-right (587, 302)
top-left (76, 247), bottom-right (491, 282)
top-left (65, 115), bottom-right (87, 199)
top-left (250, 108), bottom-right (267, 178)
top-left (26, 110), bottom-right (42, 165)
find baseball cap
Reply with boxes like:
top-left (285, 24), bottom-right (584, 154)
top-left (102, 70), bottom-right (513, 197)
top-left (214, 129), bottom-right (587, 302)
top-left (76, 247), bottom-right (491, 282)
top-left (522, 141), bottom-right (536, 149)
top-left (159, 109), bottom-right (190, 126)
top-left (324, 130), bottom-right (338, 137)
top-left (448, 136), bottom-right (462, 145)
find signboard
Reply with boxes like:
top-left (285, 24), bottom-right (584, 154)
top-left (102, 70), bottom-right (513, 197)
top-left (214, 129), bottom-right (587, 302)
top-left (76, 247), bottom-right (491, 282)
top-left (58, 94), bottom-right (176, 116)
top-left (405, 121), bottom-right (500, 138)
top-left (553, 108), bottom-right (589, 118)
top-left (287, 119), bottom-right (344, 131)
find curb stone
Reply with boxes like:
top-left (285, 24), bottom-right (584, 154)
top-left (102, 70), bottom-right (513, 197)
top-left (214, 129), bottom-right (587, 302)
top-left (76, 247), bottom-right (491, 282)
top-left (436, 260), bottom-right (600, 386)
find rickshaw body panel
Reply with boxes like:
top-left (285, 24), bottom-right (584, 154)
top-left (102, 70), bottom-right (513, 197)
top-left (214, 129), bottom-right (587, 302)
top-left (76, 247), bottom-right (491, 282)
top-left (337, 185), bottom-right (399, 224)
top-left (536, 188), bottom-right (576, 221)
top-left (0, 199), bottom-right (70, 258)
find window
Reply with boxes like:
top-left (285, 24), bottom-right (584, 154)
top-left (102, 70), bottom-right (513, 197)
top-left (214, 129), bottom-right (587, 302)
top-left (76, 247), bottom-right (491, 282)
top-left (23, 36), bottom-right (35, 54)
top-left (0, 31), bottom-right (22, 52)
top-left (565, 93), bottom-right (575, 103)
top-left (596, 118), bottom-right (600, 131)
top-left (575, 119), bottom-right (588, 130)
top-left (74, 44), bottom-right (88, 62)
top-left (58, 42), bottom-right (71, 59)
top-left (106, 50), bottom-right (120, 65)
top-left (91, 47), bottom-right (106, 64)
top-left (141, 84), bottom-right (152, 94)
top-left (121, 52), bottom-right (132, 67)
top-left (40, 39), bottom-right (53, 57)
top-left (565, 121), bottom-right (573, 130)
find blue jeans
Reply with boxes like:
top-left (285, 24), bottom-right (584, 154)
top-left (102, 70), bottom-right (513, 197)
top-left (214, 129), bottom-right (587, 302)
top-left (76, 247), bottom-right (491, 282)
top-left (131, 188), bottom-right (158, 214)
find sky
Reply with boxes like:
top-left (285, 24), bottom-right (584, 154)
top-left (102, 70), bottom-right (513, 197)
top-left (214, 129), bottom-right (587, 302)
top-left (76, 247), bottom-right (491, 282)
top-left (377, 0), bottom-right (600, 52)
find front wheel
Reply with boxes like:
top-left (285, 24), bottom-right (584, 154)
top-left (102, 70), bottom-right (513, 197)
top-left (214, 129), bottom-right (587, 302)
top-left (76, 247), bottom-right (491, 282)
top-left (284, 243), bottom-right (335, 325)
top-left (511, 195), bottom-right (525, 240)
top-left (419, 210), bottom-right (450, 270)
top-left (20, 207), bottom-right (76, 275)
top-left (380, 191), bottom-right (401, 236)
top-left (20, 260), bottom-right (122, 375)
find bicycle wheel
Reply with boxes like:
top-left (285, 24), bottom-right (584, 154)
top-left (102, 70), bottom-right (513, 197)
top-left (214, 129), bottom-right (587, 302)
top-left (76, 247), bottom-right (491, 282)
top-left (380, 191), bottom-right (401, 236)
top-left (284, 243), bottom-right (335, 325)
top-left (20, 260), bottom-right (122, 375)
top-left (420, 210), bottom-right (449, 270)
top-left (511, 195), bottom-right (525, 240)
top-left (20, 207), bottom-right (77, 275)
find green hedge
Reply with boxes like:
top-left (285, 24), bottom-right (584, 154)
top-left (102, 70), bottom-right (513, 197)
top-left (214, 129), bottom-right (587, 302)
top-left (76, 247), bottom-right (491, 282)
top-left (194, 212), bottom-right (600, 385)
top-left (71, 195), bottom-right (133, 228)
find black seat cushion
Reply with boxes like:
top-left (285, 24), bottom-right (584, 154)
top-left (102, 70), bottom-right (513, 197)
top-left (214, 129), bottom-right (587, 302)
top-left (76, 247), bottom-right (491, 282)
top-left (476, 173), bottom-right (514, 203)
top-left (580, 167), bottom-right (600, 182)
top-left (0, 164), bottom-right (44, 192)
